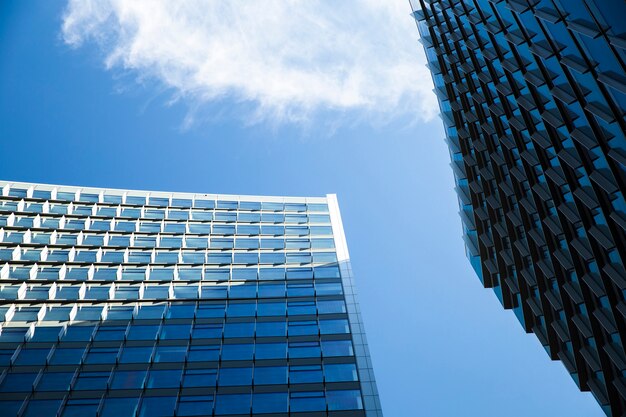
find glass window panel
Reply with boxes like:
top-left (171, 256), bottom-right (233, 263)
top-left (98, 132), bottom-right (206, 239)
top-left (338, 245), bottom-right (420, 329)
top-left (192, 323), bottom-right (223, 339)
top-left (74, 371), bottom-right (110, 390)
top-left (177, 396), bottom-right (214, 416)
top-left (288, 301), bottom-right (316, 316)
top-left (146, 370), bottom-right (182, 389)
top-left (0, 372), bottom-right (38, 392)
top-left (134, 304), bottom-right (167, 319)
top-left (188, 345), bottom-right (220, 362)
top-left (37, 372), bottom-right (74, 391)
top-left (319, 319), bottom-right (350, 334)
top-left (100, 397), bottom-right (138, 417)
top-left (228, 282), bottom-right (257, 298)
top-left (226, 302), bottom-right (256, 317)
top-left (257, 301), bottom-right (286, 317)
top-left (256, 321), bottom-right (286, 337)
top-left (258, 268), bottom-right (285, 280)
top-left (317, 300), bottom-right (346, 314)
top-left (290, 365), bottom-right (323, 383)
top-left (215, 394), bottom-right (251, 415)
top-left (220, 343), bottom-right (253, 361)
top-left (254, 366), bottom-right (287, 385)
top-left (255, 342), bottom-right (287, 360)
top-left (288, 341), bottom-right (321, 358)
top-left (61, 326), bottom-right (95, 342)
top-left (239, 202), bottom-right (261, 211)
top-left (327, 390), bottom-right (363, 410)
top-left (260, 238), bottom-right (284, 249)
top-left (182, 369), bottom-right (217, 388)
top-left (181, 252), bottom-right (206, 264)
top-left (50, 347), bottom-right (85, 365)
top-left (260, 253), bottom-right (286, 264)
top-left (194, 199), bottom-right (215, 209)
top-left (160, 323), bottom-right (191, 339)
top-left (316, 282), bottom-right (343, 295)
top-left (289, 391), bottom-right (325, 412)
top-left (286, 267), bottom-right (313, 279)
top-left (258, 282), bottom-right (285, 297)
top-left (196, 303), bottom-right (225, 318)
top-left (204, 269), bottom-right (230, 281)
top-left (138, 396), bottom-right (177, 417)
top-left (178, 268), bottom-right (203, 280)
top-left (252, 392), bottom-right (288, 413)
top-left (15, 347), bottom-right (51, 365)
top-left (119, 346), bottom-right (152, 364)
top-left (154, 345), bottom-right (187, 363)
top-left (218, 366), bottom-right (252, 386)
top-left (111, 370), bottom-right (147, 389)
top-left (23, 399), bottom-right (62, 417)
top-left (322, 340), bottom-right (354, 357)
top-left (224, 322), bottom-right (255, 338)
top-left (61, 398), bottom-right (101, 417)
top-left (288, 320), bottom-right (318, 336)
top-left (167, 303), bottom-right (196, 318)
top-left (325, 363), bottom-right (358, 382)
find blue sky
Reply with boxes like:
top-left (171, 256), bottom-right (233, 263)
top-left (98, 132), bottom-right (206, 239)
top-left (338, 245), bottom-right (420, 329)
top-left (0, 1), bottom-right (604, 416)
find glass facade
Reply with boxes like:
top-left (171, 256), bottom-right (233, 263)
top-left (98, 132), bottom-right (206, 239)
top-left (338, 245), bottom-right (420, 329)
top-left (0, 181), bottom-right (382, 417)
top-left (411, 0), bottom-right (626, 415)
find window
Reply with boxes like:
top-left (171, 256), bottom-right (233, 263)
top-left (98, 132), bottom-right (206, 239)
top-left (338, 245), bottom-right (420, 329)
top-left (177, 395), bottom-right (214, 416)
top-left (61, 398), bottom-right (101, 417)
top-left (160, 323), bottom-right (191, 339)
top-left (138, 396), bottom-right (177, 417)
top-left (14, 347), bottom-right (51, 365)
top-left (84, 347), bottom-right (119, 364)
top-left (252, 392), bottom-right (288, 413)
top-left (256, 321), bottom-right (286, 337)
top-left (100, 397), bottom-right (139, 417)
top-left (218, 366), bottom-right (253, 386)
top-left (288, 320), bottom-right (318, 336)
top-left (110, 370), bottom-right (147, 389)
top-left (319, 319), bottom-right (350, 334)
top-left (325, 363), bottom-right (358, 382)
top-left (290, 365), bottom-right (323, 383)
top-left (253, 366), bottom-right (287, 385)
top-left (192, 323), bottom-right (223, 339)
top-left (0, 372), bottom-right (38, 392)
top-left (220, 343), bottom-right (254, 361)
top-left (146, 369), bottom-right (182, 389)
top-left (127, 325), bottom-right (160, 341)
top-left (154, 345), bottom-right (187, 363)
top-left (188, 345), bottom-right (220, 362)
top-left (289, 391), bottom-right (325, 412)
top-left (49, 347), bottom-right (85, 365)
top-left (37, 372), bottom-right (74, 391)
top-left (224, 322), bottom-right (255, 338)
top-left (322, 340), bottom-right (353, 357)
top-left (215, 394), bottom-right (251, 415)
top-left (119, 346), bottom-right (153, 363)
top-left (74, 371), bottom-right (110, 391)
top-left (288, 341), bottom-right (320, 358)
top-left (183, 369), bottom-right (217, 388)
top-left (226, 302), bottom-right (256, 317)
top-left (257, 301), bottom-right (286, 317)
top-left (255, 342), bottom-right (287, 360)
top-left (327, 390), bottom-right (363, 410)
top-left (23, 399), bottom-right (62, 417)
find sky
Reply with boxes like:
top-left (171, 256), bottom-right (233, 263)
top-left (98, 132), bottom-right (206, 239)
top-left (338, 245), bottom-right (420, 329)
top-left (0, 1), bottom-right (605, 416)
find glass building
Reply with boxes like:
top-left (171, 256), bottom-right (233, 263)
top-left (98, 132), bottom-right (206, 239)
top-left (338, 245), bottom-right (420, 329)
top-left (0, 180), bottom-right (382, 417)
top-left (410, 0), bottom-right (626, 415)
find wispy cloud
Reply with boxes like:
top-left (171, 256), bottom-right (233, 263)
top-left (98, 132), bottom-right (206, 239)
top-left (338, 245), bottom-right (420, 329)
top-left (62, 0), bottom-right (437, 126)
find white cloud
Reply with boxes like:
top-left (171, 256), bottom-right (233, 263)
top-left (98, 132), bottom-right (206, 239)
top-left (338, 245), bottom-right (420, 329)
top-left (62, 0), bottom-right (437, 125)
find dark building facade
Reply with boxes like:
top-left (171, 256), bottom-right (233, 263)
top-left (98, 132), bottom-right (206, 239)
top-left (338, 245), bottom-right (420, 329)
top-left (0, 181), bottom-right (382, 417)
top-left (410, 0), bottom-right (626, 415)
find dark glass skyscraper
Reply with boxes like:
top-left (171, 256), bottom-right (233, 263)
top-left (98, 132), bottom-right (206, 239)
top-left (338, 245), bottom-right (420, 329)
top-left (410, 0), bottom-right (626, 415)
top-left (0, 180), bottom-right (382, 417)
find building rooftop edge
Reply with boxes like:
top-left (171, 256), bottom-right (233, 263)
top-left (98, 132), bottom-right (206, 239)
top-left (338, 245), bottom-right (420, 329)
top-left (0, 180), bottom-right (331, 204)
